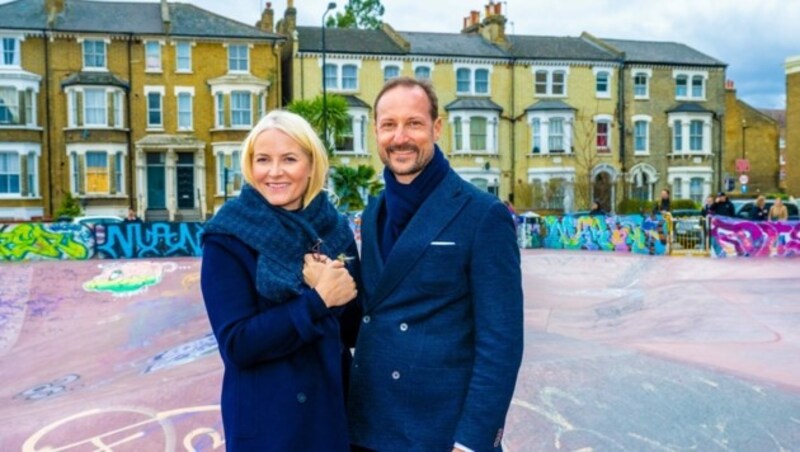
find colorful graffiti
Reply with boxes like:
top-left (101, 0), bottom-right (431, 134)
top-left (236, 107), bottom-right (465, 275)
top-left (83, 261), bottom-right (178, 297)
top-left (711, 217), bottom-right (800, 258)
top-left (0, 223), bottom-right (94, 262)
top-left (542, 214), bottom-right (668, 255)
top-left (96, 222), bottom-right (204, 259)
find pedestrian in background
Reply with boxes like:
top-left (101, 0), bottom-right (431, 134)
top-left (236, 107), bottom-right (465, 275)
top-left (712, 192), bottom-right (736, 217)
top-left (768, 197), bottom-right (789, 221)
top-left (750, 195), bottom-right (768, 221)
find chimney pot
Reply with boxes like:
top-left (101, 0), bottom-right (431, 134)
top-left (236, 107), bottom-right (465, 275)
top-left (725, 80), bottom-right (735, 90)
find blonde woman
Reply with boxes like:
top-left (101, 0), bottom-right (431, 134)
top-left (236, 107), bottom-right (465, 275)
top-left (201, 110), bottom-right (360, 451)
top-left (768, 198), bottom-right (789, 221)
top-left (751, 195), bottom-right (768, 221)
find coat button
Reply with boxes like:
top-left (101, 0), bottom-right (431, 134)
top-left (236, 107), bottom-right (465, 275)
top-left (297, 392), bottom-right (307, 403)
top-left (391, 371), bottom-right (400, 380)
top-left (363, 315), bottom-right (371, 324)
top-left (399, 322), bottom-right (408, 331)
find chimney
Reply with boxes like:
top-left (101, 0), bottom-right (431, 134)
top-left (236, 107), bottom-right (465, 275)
top-left (44, 0), bottom-right (65, 26)
top-left (278, 0), bottom-right (297, 37)
top-left (258, 2), bottom-right (274, 33)
top-left (161, 0), bottom-right (171, 32)
top-left (462, 10), bottom-right (481, 34)
top-left (725, 80), bottom-right (735, 90)
top-left (480, 1), bottom-right (507, 46)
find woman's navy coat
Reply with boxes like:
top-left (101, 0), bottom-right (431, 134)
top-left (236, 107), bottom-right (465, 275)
top-left (201, 234), bottom-right (360, 451)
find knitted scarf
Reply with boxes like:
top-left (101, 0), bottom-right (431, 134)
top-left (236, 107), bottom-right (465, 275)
top-left (202, 184), bottom-right (353, 301)
top-left (380, 146), bottom-right (449, 260)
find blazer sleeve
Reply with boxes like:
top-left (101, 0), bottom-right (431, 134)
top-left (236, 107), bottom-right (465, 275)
top-left (454, 201), bottom-right (524, 450)
top-left (201, 234), bottom-right (332, 369)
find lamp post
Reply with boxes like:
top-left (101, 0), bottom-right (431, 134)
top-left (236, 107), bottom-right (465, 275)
top-left (741, 118), bottom-right (748, 160)
top-left (321, 2), bottom-right (336, 151)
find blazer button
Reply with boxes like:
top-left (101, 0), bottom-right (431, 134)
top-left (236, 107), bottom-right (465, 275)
top-left (391, 371), bottom-right (400, 380)
top-left (362, 315), bottom-right (371, 324)
top-left (297, 392), bottom-right (307, 403)
top-left (399, 322), bottom-right (408, 331)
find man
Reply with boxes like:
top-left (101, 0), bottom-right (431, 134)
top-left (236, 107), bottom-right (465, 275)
top-left (348, 77), bottom-right (523, 451)
top-left (712, 191), bottom-right (735, 217)
top-left (123, 207), bottom-right (141, 222)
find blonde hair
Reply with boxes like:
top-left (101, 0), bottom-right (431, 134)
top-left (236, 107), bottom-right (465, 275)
top-left (239, 110), bottom-right (329, 209)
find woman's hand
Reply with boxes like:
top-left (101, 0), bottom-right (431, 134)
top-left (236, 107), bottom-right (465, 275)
top-left (313, 259), bottom-right (357, 308)
top-left (303, 253), bottom-right (328, 288)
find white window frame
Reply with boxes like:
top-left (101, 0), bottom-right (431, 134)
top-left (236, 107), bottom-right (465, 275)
top-left (144, 40), bottom-right (163, 72)
top-left (593, 67), bottom-right (612, 99)
top-left (381, 61), bottom-right (402, 83)
top-left (66, 143), bottom-right (127, 196)
top-left (227, 43), bottom-right (250, 73)
top-left (632, 114), bottom-right (652, 154)
top-left (1, 35), bottom-right (23, 68)
top-left (632, 69), bottom-right (652, 100)
top-left (144, 85), bottom-right (165, 130)
top-left (673, 69), bottom-right (708, 101)
top-left (667, 166), bottom-right (712, 203)
top-left (83, 88), bottom-right (107, 127)
top-left (526, 110), bottom-right (575, 155)
top-left (214, 143), bottom-right (244, 196)
top-left (527, 167), bottom-right (576, 211)
top-left (321, 59), bottom-right (362, 92)
top-left (448, 110), bottom-right (500, 154)
top-left (0, 143), bottom-right (39, 198)
top-left (413, 62), bottom-right (433, 80)
top-left (174, 41), bottom-right (193, 73)
top-left (454, 64), bottom-right (493, 96)
top-left (334, 106), bottom-right (369, 155)
top-left (80, 38), bottom-right (109, 71)
top-left (532, 66), bottom-right (570, 97)
top-left (230, 91), bottom-right (252, 128)
top-left (628, 163), bottom-right (658, 202)
top-left (175, 86), bottom-right (194, 131)
top-left (0, 82), bottom-right (38, 127)
top-left (668, 112), bottom-right (713, 155)
top-left (594, 114), bottom-right (613, 153)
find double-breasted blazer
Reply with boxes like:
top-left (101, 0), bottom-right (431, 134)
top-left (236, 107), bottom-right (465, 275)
top-left (348, 169), bottom-right (524, 451)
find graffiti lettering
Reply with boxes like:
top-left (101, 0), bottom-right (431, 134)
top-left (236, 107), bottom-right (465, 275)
top-left (0, 223), bottom-right (93, 261)
top-left (711, 217), bottom-right (800, 257)
top-left (96, 222), bottom-right (204, 259)
top-left (541, 214), bottom-right (668, 255)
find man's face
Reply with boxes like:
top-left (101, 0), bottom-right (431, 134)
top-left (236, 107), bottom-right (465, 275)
top-left (374, 85), bottom-right (442, 184)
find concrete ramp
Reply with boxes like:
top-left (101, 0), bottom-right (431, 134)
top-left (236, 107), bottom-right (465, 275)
top-left (1, 252), bottom-right (799, 451)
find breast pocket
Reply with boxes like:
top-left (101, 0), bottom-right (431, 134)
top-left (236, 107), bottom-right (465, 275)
top-left (418, 245), bottom-right (464, 295)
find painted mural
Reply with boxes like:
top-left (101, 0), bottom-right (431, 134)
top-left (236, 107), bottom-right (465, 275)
top-left (710, 216), bottom-right (800, 258)
top-left (83, 261), bottom-right (179, 297)
top-left (96, 222), bottom-right (204, 259)
top-left (542, 214), bottom-right (669, 255)
top-left (0, 223), bottom-right (94, 262)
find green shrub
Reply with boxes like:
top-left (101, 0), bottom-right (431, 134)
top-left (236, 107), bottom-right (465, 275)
top-left (55, 192), bottom-right (82, 219)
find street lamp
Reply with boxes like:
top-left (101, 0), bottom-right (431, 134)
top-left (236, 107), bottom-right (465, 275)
top-left (321, 2), bottom-right (336, 151)
top-left (741, 118), bottom-right (748, 160)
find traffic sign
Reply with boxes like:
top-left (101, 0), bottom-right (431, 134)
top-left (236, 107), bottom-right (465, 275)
top-left (741, 184), bottom-right (748, 194)
top-left (739, 174), bottom-right (749, 185)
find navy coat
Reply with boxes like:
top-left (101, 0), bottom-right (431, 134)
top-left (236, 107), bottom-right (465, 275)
top-left (201, 234), bottom-right (360, 451)
top-left (348, 169), bottom-right (524, 451)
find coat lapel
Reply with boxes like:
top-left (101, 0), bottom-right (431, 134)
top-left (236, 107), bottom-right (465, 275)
top-left (360, 193), bottom-right (385, 299)
top-left (366, 170), bottom-right (468, 310)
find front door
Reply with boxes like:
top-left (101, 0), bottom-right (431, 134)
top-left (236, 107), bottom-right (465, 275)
top-left (593, 172), bottom-right (612, 212)
top-left (146, 152), bottom-right (166, 209)
top-left (176, 153), bottom-right (195, 209)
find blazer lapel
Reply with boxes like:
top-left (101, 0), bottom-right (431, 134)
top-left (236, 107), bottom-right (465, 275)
top-left (366, 170), bottom-right (468, 310)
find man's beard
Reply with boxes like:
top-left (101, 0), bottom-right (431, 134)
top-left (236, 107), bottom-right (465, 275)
top-left (382, 143), bottom-right (429, 176)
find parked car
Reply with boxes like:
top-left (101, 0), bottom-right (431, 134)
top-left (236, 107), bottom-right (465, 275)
top-left (72, 215), bottom-right (124, 227)
top-left (733, 200), bottom-right (799, 221)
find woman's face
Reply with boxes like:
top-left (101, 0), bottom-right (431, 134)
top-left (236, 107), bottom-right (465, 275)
top-left (251, 128), bottom-right (312, 211)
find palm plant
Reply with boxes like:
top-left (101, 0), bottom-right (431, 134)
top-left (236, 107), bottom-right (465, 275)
top-left (330, 164), bottom-right (383, 211)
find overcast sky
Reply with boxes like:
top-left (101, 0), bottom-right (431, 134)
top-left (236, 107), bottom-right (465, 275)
top-left (6, 0), bottom-right (798, 108)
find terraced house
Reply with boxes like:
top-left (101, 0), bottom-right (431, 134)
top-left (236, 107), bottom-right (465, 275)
top-left (279, 1), bottom-right (728, 212)
top-left (0, 0), bottom-right (284, 221)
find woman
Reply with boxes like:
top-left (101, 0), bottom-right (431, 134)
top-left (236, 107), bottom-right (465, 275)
top-left (201, 110), bottom-right (360, 451)
top-left (750, 195), bottom-right (769, 221)
top-left (768, 197), bottom-right (789, 221)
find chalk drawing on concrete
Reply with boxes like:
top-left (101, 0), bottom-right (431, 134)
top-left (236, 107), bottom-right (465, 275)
top-left (144, 333), bottom-right (218, 374)
top-left (83, 261), bottom-right (178, 297)
top-left (16, 374), bottom-right (81, 401)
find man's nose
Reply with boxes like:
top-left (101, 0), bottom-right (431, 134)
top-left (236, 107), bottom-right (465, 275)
top-left (392, 125), bottom-right (411, 143)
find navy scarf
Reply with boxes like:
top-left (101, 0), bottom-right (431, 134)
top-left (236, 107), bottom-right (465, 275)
top-left (380, 146), bottom-right (449, 260)
top-left (203, 184), bottom-right (353, 301)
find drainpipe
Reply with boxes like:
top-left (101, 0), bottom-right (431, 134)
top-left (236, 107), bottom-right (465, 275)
top-left (127, 33), bottom-right (134, 207)
top-left (43, 29), bottom-right (54, 216)
top-left (617, 61), bottom-right (627, 202)
top-left (272, 40), bottom-right (283, 108)
top-left (509, 56), bottom-right (516, 203)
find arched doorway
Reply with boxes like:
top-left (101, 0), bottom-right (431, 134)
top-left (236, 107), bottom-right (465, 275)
top-left (591, 164), bottom-right (618, 213)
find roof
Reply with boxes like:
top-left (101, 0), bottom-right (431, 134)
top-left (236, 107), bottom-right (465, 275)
top-left (61, 71), bottom-right (130, 90)
top-left (524, 100), bottom-right (577, 112)
top-left (665, 102), bottom-right (716, 114)
top-left (444, 97), bottom-right (503, 111)
top-left (342, 95), bottom-right (370, 109)
top-left (507, 35), bottom-right (618, 61)
top-left (401, 31), bottom-right (508, 59)
top-left (296, 26), bottom-right (405, 55)
top-left (602, 38), bottom-right (726, 67)
top-left (0, 0), bottom-right (283, 40)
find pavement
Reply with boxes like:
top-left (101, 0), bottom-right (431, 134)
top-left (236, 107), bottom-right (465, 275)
top-left (1, 251), bottom-right (799, 451)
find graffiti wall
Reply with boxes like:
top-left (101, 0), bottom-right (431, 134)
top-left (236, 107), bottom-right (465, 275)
top-left (710, 216), bottom-right (800, 258)
top-left (0, 223), bottom-right (94, 262)
top-left (541, 214), bottom-right (669, 255)
top-left (96, 222), bottom-right (204, 259)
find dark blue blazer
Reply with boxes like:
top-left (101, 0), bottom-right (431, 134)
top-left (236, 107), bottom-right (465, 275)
top-left (201, 234), bottom-right (360, 451)
top-left (348, 169), bottom-right (524, 451)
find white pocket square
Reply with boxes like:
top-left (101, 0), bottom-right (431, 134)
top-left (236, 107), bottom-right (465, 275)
top-left (430, 241), bottom-right (456, 246)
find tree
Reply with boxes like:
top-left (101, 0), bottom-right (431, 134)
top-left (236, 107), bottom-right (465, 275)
top-left (286, 94), bottom-right (350, 155)
top-left (54, 191), bottom-right (82, 219)
top-left (326, 0), bottom-right (385, 29)
top-left (330, 164), bottom-right (383, 211)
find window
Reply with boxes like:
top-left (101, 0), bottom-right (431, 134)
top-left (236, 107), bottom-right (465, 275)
top-left (533, 67), bottom-right (568, 96)
top-left (634, 72), bottom-right (649, 98)
top-left (324, 64), bottom-right (338, 89)
top-left (0, 152), bottom-right (20, 194)
top-left (115, 153), bottom-right (123, 194)
top-left (673, 120), bottom-right (683, 152)
top-left (414, 66), bottom-right (431, 80)
top-left (383, 65), bottom-right (400, 82)
top-left (673, 177), bottom-right (683, 199)
top-left (0, 87), bottom-right (18, 124)
top-left (145, 41), bottom-right (161, 71)
top-left (596, 121), bottom-right (609, 151)
top-left (176, 41), bottom-right (191, 72)
top-left (177, 92), bottom-right (192, 130)
top-left (113, 91), bottom-right (123, 127)
top-left (85, 151), bottom-right (109, 193)
top-left (324, 62), bottom-right (360, 91)
top-left (453, 118), bottom-right (463, 151)
top-left (631, 172), bottom-right (650, 201)
top-left (690, 120), bottom-right (703, 151)
top-left (228, 44), bottom-right (248, 72)
top-left (455, 66), bottom-right (491, 95)
top-left (336, 117), bottom-right (354, 152)
top-left (2, 38), bottom-right (20, 67)
top-left (674, 70), bottom-right (707, 100)
top-left (549, 118), bottom-right (564, 152)
top-left (469, 117), bottom-right (487, 151)
top-left (215, 93), bottom-right (225, 127)
top-left (691, 76), bottom-right (704, 98)
top-left (675, 75), bottom-right (688, 97)
top-left (83, 88), bottom-right (106, 126)
top-left (342, 64), bottom-right (357, 90)
top-left (231, 91), bottom-right (252, 127)
top-left (690, 178), bottom-right (703, 204)
top-left (83, 40), bottom-right (106, 69)
top-left (634, 120), bottom-right (648, 153)
top-left (26, 153), bottom-right (37, 197)
top-left (531, 119), bottom-right (540, 153)
top-left (595, 70), bottom-right (610, 97)
top-left (147, 91), bottom-right (162, 128)
top-left (217, 150), bottom-right (243, 195)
